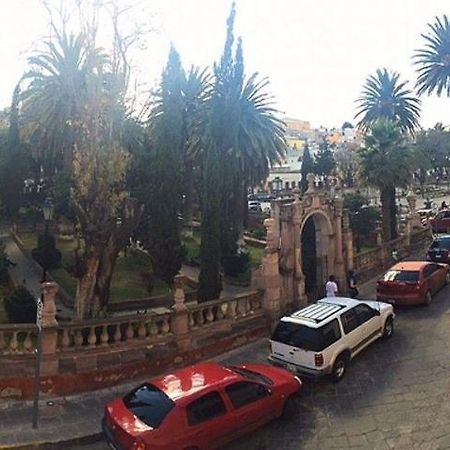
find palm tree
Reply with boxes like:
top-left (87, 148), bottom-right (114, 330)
top-left (355, 68), bottom-right (421, 135)
top-left (357, 118), bottom-right (417, 240)
top-left (20, 31), bottom-right (107, 173)
top-left (414, 15), bottom-right (450, 97)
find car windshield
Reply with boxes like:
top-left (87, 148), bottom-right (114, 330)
top-left (383, 270), bottom-right (419, 282)
top-left (227, 366), bottom-right (274, 385)
top-left (430, 238), bottom-right (450, 250)
top-left (123, 383), bottom-right (175, 428)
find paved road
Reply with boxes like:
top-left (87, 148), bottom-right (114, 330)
top-left (70, 282), bottom-right (450, 450)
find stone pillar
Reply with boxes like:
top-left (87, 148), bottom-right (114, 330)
top-left (171, 275), bottom-right (191, 351)
top-left (40, 282), bottom-right (59, 376)
top-left (261, 218), bottom-right (281, 323)
top-left (333, 197), bottom-right (346, 291)
top-left (294, 223), bottom-right (306, 309)
top-left (342, 210), bottom-right (354, 272)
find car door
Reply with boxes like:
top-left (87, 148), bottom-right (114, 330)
top-left (185, 390), bottom-right (236, 450)
top-left (339, 308), bottom-right (361, 356)
top-left (353, 304), bottom-right (382, 351)
top-left (426, 264), bottom-right (445, 292)
top-left (224, 381), bottom-right (275, 438)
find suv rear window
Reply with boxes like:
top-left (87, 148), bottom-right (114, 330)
top-left (271, 319), bottom-right (341, 352)
top-left (431, 238), bottom-right (450, 249)
top-left (123, 384), bottom-right (175, 428)
top-left (383, 270), bottom-right (419, 282)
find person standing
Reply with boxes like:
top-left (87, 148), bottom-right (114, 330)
top-left (347, 270), bottom-right (358, 299)
top-left (325, 275), bottom-right (338, 297)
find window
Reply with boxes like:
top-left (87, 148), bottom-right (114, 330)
top-left (424, 264), bottom-right (440, 278)
top-left (431, 238), bottom-right (450, 249)
top-left (340, 309), bottom-right (359, 334)
top-left (318, 319), bottom-right (341, 348)
top-left (382, 270), bottom-right (419, 282)
top-left (123, 384), bottom-right (175, 428)
top-left (186, 391), bottom-right (226, 426)
top-left (354, 304), bottom-right (376, 325)
top-left (227, 366), bottom-right (274, 385)
top-left (225, 382), bottom-right (269, 409)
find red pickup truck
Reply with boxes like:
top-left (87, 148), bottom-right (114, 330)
top-left (429, 210), bottom-right (450, 233)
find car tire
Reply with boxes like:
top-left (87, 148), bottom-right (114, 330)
top-left (382, 316), bottom-right (394, 339)
top-left (331, 354), bottom-right (348, 383)
top-left (424, 290), bottom-right (432, 306)
top-left (280, 395), bottom-right (298, 420)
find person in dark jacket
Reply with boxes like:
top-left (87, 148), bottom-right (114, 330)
top-left (347, 270), bottom-right (358, 299)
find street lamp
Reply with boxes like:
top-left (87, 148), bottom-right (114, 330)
top-left (273, 176), bottom-right (282, 192)
top-left (41, 197), bottom-right (54, 283)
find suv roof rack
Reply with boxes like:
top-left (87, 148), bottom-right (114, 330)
top-left (290, 302), bottom-right (345, 323)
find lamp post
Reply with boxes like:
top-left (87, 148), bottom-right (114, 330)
top-left (41, 197), bottom-right (54, 283)
top-left (273, 176), bottom-right (282, 193)
top-left (32, 197), bottom-right (53, 429)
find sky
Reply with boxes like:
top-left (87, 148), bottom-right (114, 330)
top-left (1, 0), bottom-right (450, 129)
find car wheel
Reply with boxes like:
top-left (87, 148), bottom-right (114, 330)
top-left (424, 290), bottom-right (432, 306)
top-left (280, 395), bottom-right (298, 420)
top-left (382, 317), bottom-right (394, 339)
top-left (331, 354), bottom-right (348, 383)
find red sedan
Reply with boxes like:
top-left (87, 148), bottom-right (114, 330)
top-left (103, 362), bottom-right (302, 450)
top-left (376, 261), bottom-right (450, 306)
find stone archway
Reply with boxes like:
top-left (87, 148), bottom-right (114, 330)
top-left (258, 174), bottom-right (354, 319)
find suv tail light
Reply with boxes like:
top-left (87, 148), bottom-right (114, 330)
top-left (314, 353), bottom-right (324, 367)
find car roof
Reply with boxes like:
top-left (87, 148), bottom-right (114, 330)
top-left (150, 362), bottom-right (241, 404)
top-left (389, 261), bottom-right (429, 271)
top-left (433, 234), bottom-right (450, 240)
top-left (281, 297), bottom-right (361, 328)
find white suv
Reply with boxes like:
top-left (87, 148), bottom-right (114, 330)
top-left (268, 297), bottom-right (394, 382)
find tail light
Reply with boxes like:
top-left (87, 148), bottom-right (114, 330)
top-left (133, 441), bottom-right (146, 450)
top-left (314, 353), bottom-right (324, 367)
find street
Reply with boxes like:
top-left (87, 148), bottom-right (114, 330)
top-left (71, 280), bottom-right (450, 450)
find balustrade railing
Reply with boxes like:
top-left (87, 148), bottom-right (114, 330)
top-left (57, 311), bottom-right (173, 351)
top-left (188, 291), bottom-right (263, 330)
top-left (0, 324), bottom-right (38, 355)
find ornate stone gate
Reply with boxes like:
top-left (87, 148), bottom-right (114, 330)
top-left (258, 174), bottom-right (353, 319)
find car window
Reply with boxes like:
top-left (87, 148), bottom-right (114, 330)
top-left (186, 391), bottom-right (227, 426)
top-left (445, 211), bottom-right (450, 218)
top-left (354, 304), bottom-right (376, 324)
top-left (431, 238), bottom-right (450, 249)
top-left (123, 384), bottom-right (175, 428)
top-left (227, 367), bottom-right (274, 385)
top-left (423, 265), bottom-right (435, 278)
top-left (340, 309), bottom-right (359, 334)
top-left (383, 270), bottom-right (419, 282)
top-left (225, 382), bottom-right (269, 409)
top-left (318, 319), bottom-right (341, 348)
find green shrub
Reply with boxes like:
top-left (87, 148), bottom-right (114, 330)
top-left (0, 240), bottom-right (8, 284)
top-left (5, 286), bottom-right (37, 323)
top-left (223, 252), bottom-right (250, 277)
top-left (32, 233), bottom-right (62, 270)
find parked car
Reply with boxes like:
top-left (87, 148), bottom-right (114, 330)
top-left (429, 209), bottom-right (450, 233)
top-left (427, 235), bottom-right (450, 264)
top-left (268, 297), bottom-right (394, 382)
top-left (103, 362), bottom-right (302, 450)
top-left (248, 201), bottom-right (262, 214)
top-left (376, 261), bottom-right (450, 306)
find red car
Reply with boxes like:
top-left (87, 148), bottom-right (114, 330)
top-left (429, 209), bottom-right (450, 233)
top-left (102, 362), bottom-right (302, 450)
top-left (376, 261), bottom-right (450, 306)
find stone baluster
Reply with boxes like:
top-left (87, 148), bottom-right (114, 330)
top-left (228, 300), bottom-right (237, 319)
top-left (61, 328), bottom-right (71, 349)
top-left (23, 331), bottom-right (33, 353)
top-left (161, 316), bottom-right (171, 334)
top-left (100, 325), bottom-right (109, 345)
top-left (113, 323), bottom-right (122, 343)
top-left (149, 318), bottom-right (158, 336)
top-left (125, 322), bottom-right (134, 341)
top-left (88, 326), bottom-right (97, 346)
top-left (74, 328), bottom-right (84, 347)
top-left (40, 282), bottom-right (60, 375)
top-left (9, 331), bottom-right (19, 353)
top-left (137, 321), bottom-right (146, 339)
top-left (205, 307), bottom-right (214, 323)
top-left (0, 331), bottom-right (5, 352)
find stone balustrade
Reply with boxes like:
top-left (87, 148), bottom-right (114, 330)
top-left (57, 312), bottom-right (174, 351)
top-left (0, 324), bottom-right (38, 355)
top-left (188, 291), bottom-right (263, 329)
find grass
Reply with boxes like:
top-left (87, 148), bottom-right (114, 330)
top-left (17, 230), bottom-right (169, 302)
top-left (247, 245), bottom-right (264, 269)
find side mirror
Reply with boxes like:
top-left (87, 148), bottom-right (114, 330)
top-left (374, 309), bottom-right (381, 316)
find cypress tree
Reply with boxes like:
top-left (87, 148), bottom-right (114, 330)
top-left (300, 142), bottom-right (314, 193)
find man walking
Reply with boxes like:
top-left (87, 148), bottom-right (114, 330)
top-left (325, 275), bottom-right (338, 297)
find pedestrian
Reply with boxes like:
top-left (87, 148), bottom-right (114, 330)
top-left (391, 248), bottom-right (399, 262)
top-left (441, 201), bottom-right (448, 210)
top-left (347, 270), bottom-right (358, 299)
top-left (325, 275), bottom-right (338, 297)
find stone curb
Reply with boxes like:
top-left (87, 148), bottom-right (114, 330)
top-left (0, 433), bottom-right (102, 450)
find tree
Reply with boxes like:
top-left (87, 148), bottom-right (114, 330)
top-left (357, 119), bottom-right (417, 241)
top-left (300, 142), bottom-right (314, 192)
top-left (137, 47), bottom-right (185, 287)
top-left (198, 3), bottom-right (285, 300)
top-left (414, 15), bottom-right (450, 97)
top-left (355, 68), bottom-right (421, 135)
top-left (335, 141), bottom-right (358, 188)
top-left (5, 286), bottom-right (36, 323)
top-left (314, 140), bottom-right (335, 178)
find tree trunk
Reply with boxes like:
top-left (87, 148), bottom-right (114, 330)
top-left (380, 187), bottom-right (392, 242)
top-left (389, 186), bottom-right (397, 240)
top-left (182, 161), bottom-right (194, 237)
top-left (75, 247), bottom-right (100, 320)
